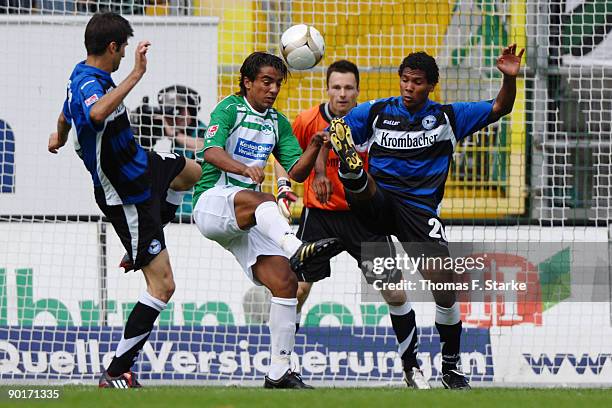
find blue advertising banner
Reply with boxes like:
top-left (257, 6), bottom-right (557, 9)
top-left (0, 326), bottom-right (493, 382)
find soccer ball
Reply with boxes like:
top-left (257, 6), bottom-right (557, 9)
top-left (280, 24), bottom-right (325, 70)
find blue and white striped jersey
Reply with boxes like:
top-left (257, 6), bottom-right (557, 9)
top-left (343, 96), bottom-right (493, 215)
top-left (62, 62), bottom-right (149, 206)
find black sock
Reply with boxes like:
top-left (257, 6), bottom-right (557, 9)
top-left (107, 302), bottom-right (161, 376)
top-left (338, 169), bottom-right (368, 192)
top-left (435, 321), bottom-right (462, 374)
top-left (390, 309), bottom-right (419, 370)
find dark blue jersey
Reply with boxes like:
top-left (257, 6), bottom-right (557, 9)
top-left (343, 96), bottom-right (493, 214)
top-left (62, 62), bottom-right (149, 205)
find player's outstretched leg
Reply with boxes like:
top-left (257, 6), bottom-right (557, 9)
top-left (329, 118), bottom-right (371, 196)
top-left (249, 199), bottom-right (343, 276)
top-left (329, 118), bottom-right (363, 172)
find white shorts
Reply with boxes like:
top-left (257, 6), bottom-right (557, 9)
top-left (193, 185), bottom-right (286, 284)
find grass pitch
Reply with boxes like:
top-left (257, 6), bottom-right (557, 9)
top-left (1, 386), bottom-right (611, 408)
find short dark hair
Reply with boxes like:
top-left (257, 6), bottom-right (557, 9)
top-left (326, 60), bottom-right (360, 88)
top-left (85, 12), bottom-right (134, 56)
top-left (238, 52), bottom-right (288, 96)
top-left (398, 52), bottom-right (439, 85)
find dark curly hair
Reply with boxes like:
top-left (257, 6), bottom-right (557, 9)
top-left (238, 52), bottom-right (288, 96)
top-left (397, 52), bottom-right (439, 85)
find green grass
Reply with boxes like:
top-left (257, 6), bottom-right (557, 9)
top-left (1, 386), bottom-right (611, 408)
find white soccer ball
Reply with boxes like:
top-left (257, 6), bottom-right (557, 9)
top-left (280, 24), bottom-right (325, 70)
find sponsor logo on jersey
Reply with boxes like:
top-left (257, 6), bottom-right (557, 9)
top-left (84, 94), bottom-right (99, 107)
top-left (148, 239), bottom-right (162, 255)
top-left (377, 131), bottom-right (437, 149)
top-left (234, 138), bottom-right (273, 161)
top-left (261, 122), bottom-right (274, 136)
top-left (206, 125), bottom-right (219, 138)
top-left (383, 119), bottom-right (400, 126)
top-left (422, 115), bottom-right (437, 130)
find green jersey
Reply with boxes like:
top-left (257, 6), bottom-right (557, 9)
top-left (193, 94), bottom-right (302, 206)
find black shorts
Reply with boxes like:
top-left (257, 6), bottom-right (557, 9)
top-left (96, 151), bottom-right (186, 270)
top-left (345, 184), bottom-right (450, 259)
top-left (296, 207), bottom-right (396, 282)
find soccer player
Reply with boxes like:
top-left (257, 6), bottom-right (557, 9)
top-left (274, 60), bottom-right (428, 388)
top-left (48, 13), bottom-right (201, 388)
top-left (328, 45), bottom-right (524, 389)
top-left (192, 52), bottom-right (342, 389)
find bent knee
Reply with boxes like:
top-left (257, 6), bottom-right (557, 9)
top-left (172, 160), bottom-right (201, 191)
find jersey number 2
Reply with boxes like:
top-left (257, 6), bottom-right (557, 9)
top-left (428, 218), bottom-right (448, 241)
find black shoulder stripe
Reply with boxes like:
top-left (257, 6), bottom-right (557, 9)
top-left (365, 101), bottom-right (389, 140)
top-left (440, 104), bottom-right (457, 137)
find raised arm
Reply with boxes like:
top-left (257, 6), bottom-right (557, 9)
top-left (287, 131), bottom-right (328, 182)
top-left (89, 41), bottom-right (150, 125)
top-left (490, 44), bottom-right (525, 122)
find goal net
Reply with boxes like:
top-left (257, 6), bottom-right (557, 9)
top-left (0, 0), bottom-right (610, 386)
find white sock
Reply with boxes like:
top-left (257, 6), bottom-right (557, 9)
top-left (388, 301), bottom-right (412, 316)
top-left (165, 188), bottom-right (185, 206)
top-left (267, 297), bottom-right (298, 380)
top-left (435, 303), bottom-right (461, 325)
top-left (254, 201), bottom-right (302, 256)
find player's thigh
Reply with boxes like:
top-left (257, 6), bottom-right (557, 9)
top-left (346, 184), bottom-right (395, 236)
top-left (148, 151), bottom-right (187, 195)
top-left (193, 185), bottom-right (244, 245)
top-left (233, 189), bottom-right (276, 230)
top-left (98, 198), bottom-right (166, 271)
top-left (395, 205), bottom-right (455, 304)
top-left (170, 158), bottom-right (201, 191)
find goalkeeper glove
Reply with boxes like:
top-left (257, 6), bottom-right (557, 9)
top-left (276, 177), bottom-right (298, 221)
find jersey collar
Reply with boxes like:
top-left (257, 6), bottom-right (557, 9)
top-left (320, 102), bottom-right (334, 123)
top-left (76, 61), bottom-right (112, 81)
top-left (242, 95), bottom-right (269, 117)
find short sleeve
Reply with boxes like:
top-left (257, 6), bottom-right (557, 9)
top-left (342, 101), bottom-right (374, 145)
top-left (451, 100), bottom-right (494, 140)
top-left (78, 77), bottom-right (106, 131)
top-left (274, 113), bottom-right (303, 172)
top-left (202, 102), bottom-right (236, 152)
